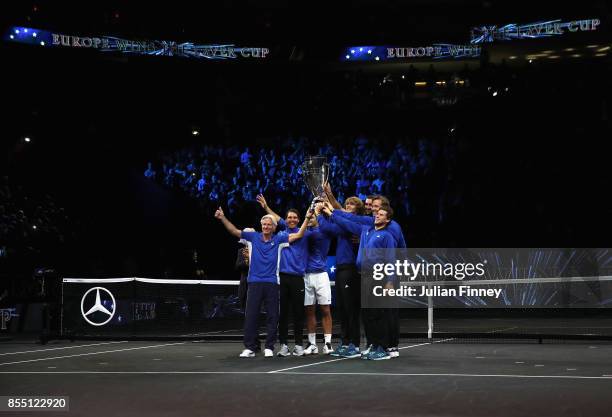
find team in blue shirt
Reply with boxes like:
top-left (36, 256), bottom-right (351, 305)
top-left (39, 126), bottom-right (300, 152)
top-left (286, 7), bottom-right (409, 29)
top-left (216, 187), bottom-right (404, 360)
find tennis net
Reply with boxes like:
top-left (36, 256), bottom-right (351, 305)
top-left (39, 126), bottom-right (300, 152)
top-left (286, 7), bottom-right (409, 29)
top-left (51, 276), bottom-right (612, 343)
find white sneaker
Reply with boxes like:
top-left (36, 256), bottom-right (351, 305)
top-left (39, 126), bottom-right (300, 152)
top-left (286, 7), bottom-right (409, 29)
top-left (303, 343), bottom-right (319, 355)
top-left (264, 349), bottom-right (274, 357)
top-left (361, 344), bottom-right (374, 359)
top-left (292, 345), bottom-right (305, 356)
top-left (239, 349), bottom-right (255, 358)
top-left (388, 347), bottom-right (400, 358)
top-left (277, 344), bottom-right (290, 357)
top-left (323, 342), bottom-right (333, 355)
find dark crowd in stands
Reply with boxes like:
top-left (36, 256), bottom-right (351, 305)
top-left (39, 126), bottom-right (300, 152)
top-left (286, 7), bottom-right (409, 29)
top-left (0, 176), bottom-right (77, 264)
top-left (145, 135), bottom-right (468, 233)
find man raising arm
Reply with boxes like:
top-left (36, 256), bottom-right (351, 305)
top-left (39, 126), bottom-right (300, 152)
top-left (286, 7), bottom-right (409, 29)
top-left (214, 207), bottom-right (311, 358)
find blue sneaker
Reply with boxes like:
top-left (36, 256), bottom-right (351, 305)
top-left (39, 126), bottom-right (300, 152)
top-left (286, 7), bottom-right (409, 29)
top-left (366, 346), bottom-right (391, 361)
top-left (339, 343), bottom-right (361, 358)
top-left (330, 344), bottom-right (348, 357)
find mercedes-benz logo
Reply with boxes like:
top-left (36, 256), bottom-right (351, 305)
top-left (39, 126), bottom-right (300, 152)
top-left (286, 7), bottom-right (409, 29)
top-left (81, 287), bottom-right (116, 326)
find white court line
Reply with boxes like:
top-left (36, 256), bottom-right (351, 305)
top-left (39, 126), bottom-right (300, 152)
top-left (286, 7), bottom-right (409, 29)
top-left (181, 328), bottom-right (244, 337)
top-left (279, 372), bottom-right (612, 380)
top-left (0, 341), bottom-right (129, 356)
top-left (268, 340), bottom-right (451, 374)
top-left (0, 371), bottom-right (611, 380)
top-left (267, 357), bottom-right (347, 373)
top-left (0, 342), bottom-right (185, 367)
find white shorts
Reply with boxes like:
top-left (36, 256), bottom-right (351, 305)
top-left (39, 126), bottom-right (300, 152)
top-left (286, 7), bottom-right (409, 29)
top-left (303, 271), bottom-right (332, 306)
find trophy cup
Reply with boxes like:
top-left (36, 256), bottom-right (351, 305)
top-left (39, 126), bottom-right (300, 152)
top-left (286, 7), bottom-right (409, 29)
top-left (301, 156), bottom-right (330, 211)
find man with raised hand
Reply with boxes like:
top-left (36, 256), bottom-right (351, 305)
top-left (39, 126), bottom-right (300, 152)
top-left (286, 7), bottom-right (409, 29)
top-left (302, 203), bottom-right (336, 355)
top-left (316, 196), bottom-right (364, 359)
top-left (324, 185), bottom-right (405, 357)
top-left (256, 194), bottom-right (311, 357)
top-left (215, 206), bottom-right (311, 358)
top-left (321, 203), bottom-right (397, 360)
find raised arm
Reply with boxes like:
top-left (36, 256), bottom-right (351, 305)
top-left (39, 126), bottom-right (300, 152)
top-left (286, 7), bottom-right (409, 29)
top-left (315, 203), bottom-right (345, 236)
top-left (334, 208), bottom-right (373, 226)
top-left (256, 194), bottom-right (281, 223)
top-left (324, 202), bottom-right (365, 236)
top-left (323, 182), bottom-right (343, 210)
top-left (288, 208), bottom-right (314, 243)
top-left (214, 207), bottom-right (241, 238)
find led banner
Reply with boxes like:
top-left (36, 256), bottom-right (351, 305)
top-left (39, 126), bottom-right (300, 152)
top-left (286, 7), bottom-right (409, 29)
top-left (5, 26), bottom-right (270, 59)
top-left (343, 44), bottom-right (480, 62)
top-left (470, 18), bottom-right (601, 44)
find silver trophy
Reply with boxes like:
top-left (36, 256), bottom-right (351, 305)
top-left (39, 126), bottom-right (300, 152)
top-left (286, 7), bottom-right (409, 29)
top-left (301, 156), bottom-right (330, 211)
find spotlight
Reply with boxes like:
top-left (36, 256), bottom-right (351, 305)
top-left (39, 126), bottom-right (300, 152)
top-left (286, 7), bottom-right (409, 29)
top-left (367, 50), bottom-right (372, 54)
top-left (32, 32), bottom-right (37, 37)
top-left (9, 35), bottom-right (14, 40)
top-left (401, 75), bottom-right (405, 79)
top-left (40, 41), bottom-right (45, 46)
top-left (492, 91), bottom-right (498, 97)
top-left (24, 29), bottom-right (28, 33)
top-left (346, 55), bottom-right (350, 59)
top-left (24, 137), bottom-right (31, 143)
top-left (351, 49), bottom-right (355, 54)
top-left (192, 129), bottom-right (199, 136)
top-left (32, 225), bottom-right (37, 230)
top-left (359, 48), bottom-right (363, 52)
top-left (15, 29), bottom-right (20, 34)
top-left (375, 56), bottom-right (380, 61)
top-left (528, 59), bottom-right (533, 63)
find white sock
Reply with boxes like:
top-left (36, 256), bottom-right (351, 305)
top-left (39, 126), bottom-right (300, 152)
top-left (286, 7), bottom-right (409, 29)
top-left (324, 334), bottom-right (332, 344)
top-left (308, 333), bottom-right (316, 345)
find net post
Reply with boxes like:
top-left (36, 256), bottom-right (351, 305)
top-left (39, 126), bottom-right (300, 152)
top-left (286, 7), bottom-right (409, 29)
top-left (427, 283), bottom-right (433, 340)
top-left (60, 278), bottom-right (64, 337)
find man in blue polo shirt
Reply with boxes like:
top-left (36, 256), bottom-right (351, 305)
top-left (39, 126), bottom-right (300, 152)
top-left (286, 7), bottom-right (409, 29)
top-left (215, 206), bottom-right (311, 358)
top-left (324, 187), bottom-right (405, 357)
top-left (256, 194), bottom-right (312, 357)
top-left (316, 197), bottom-right (363, 359)
top-left (321, 203), bottom-right (397, 360)
top-left (303, 206), bottom-right (336, 355)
